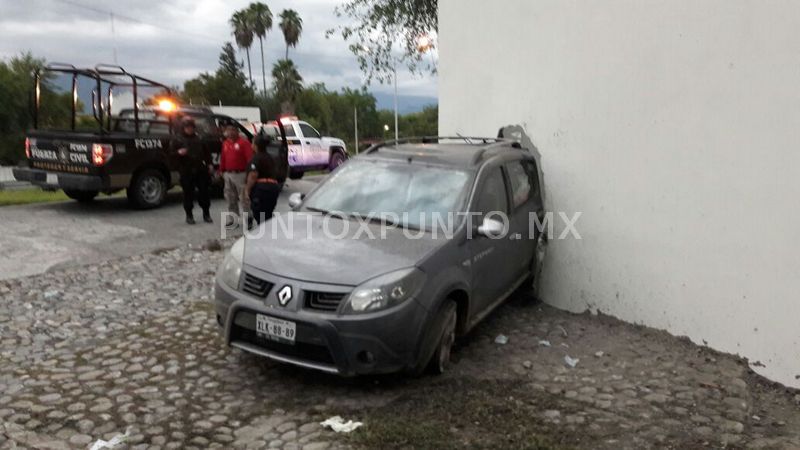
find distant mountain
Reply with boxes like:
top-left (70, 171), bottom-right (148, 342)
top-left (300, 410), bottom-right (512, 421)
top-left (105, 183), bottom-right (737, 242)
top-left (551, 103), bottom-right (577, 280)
top-left (372, 91), bottom-right (438, 114)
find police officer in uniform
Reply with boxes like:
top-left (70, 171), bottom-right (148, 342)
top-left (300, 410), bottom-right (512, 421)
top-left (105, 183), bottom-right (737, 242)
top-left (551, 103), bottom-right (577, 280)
top-left (244, 131), bottom-right (282, 225)
top-left (170, 116), bottom-right (213, 224)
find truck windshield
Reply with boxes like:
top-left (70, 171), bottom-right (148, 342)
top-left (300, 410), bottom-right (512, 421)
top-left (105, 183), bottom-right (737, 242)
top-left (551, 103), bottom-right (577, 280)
top-left (114, 110), bottom-right (171, 134)
top-left (304, 160), bottom-right (472, 231)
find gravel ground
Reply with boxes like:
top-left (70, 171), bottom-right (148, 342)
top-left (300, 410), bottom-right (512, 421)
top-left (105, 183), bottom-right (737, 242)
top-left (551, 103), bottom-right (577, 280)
top-left (1, 240), bottom-right (799, 449)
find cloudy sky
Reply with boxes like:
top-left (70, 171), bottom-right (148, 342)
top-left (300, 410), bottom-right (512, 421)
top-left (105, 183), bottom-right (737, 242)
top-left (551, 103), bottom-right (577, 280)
top-left (0, 0), bottom-right (438, 109)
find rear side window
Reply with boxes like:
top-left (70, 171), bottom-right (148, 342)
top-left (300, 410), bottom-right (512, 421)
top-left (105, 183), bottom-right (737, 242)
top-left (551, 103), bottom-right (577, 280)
top-left (476, 167), bottom-right (508, 216)
top-left (284, 124), bottom-right (297, 137)
top-left (521, 160), bottom-right (541, 204)
top-left (506, 160), bottom-right (532, 208)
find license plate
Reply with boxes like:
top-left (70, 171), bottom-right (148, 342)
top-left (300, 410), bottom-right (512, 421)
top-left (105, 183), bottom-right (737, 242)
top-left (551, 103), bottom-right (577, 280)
top-left (255, 314), bottom-right (296, 344)
top-left (46, 173), bottom-right (58, 185)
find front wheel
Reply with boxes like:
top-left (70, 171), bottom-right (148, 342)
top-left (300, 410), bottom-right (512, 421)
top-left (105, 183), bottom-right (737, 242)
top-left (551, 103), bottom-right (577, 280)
top-left (288, 169), bottom-right (304, 180)
top-left (328, 151), bottom-right (346, 171)
top-left (127, 169), bottom-right (167, 209)
top-left (427, 300), bottom-right (457, 375)
top-left (63, 189), bottom-right (98, 203)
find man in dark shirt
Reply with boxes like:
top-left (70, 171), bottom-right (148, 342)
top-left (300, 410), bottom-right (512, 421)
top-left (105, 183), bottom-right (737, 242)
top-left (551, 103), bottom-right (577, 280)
top-left (170, 116), bottom-right (213, 224)
top-left (244, 131), bottom-right (282, 225)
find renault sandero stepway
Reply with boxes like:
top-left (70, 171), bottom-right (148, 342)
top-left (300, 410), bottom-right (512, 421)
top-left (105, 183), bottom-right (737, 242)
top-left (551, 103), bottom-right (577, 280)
top-left (215, 136), bottom-right (546, 376)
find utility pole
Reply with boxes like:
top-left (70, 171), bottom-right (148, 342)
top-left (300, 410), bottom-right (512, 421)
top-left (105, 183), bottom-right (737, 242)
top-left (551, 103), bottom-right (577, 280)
top-left (354, 106), bottom-right (359, 154)
top-left (110, 12), bottom-right (118, 64)
top-left (393, 61), bottom-right (399, 144)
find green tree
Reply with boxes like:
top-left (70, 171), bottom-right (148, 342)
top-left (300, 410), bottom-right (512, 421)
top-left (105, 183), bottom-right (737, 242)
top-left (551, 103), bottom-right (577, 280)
top-left (248, 2), bottom-right (273, 96)
top-left (328, 0), bottom-right (437, 83)
top-left (230, 10), bottom-right (255, 87)
top-left (271, 59), bottom-right (303, 113)
top-left (0, 53), bottom-right (73, 164)
top-left (278, 9), bottom-right (303, 60)
top-left (182, 43), bottom-right (256, 106)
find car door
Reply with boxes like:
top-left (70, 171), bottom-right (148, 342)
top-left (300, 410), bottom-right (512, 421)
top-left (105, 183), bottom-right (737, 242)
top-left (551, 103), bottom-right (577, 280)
top-left (298, 122), bottom-right (325, 166)
top-left (504, 158), bottom-right (539, 278)
top-left (193, 115), bottom-right (224, 169)
top-left (283, 122), bottom-right (305, 168)
top-left (467, 165), bottom-right (517, 315)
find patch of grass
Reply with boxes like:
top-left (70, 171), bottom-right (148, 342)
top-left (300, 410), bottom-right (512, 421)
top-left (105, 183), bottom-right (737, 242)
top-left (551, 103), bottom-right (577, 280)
top-left (0, 188), bottom-right (68, 206)
top-left (345, 379), bottom-right (574, 450)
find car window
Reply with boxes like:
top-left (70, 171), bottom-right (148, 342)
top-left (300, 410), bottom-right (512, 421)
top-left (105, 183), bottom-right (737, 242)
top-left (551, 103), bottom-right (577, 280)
top-left (299, 123), bottom-right (321, 139)
top-left (284, 124), bottom-right (297, 137)
top-left (521, 160), bottom-right (540, 205)
top-left (476, 167), bottom-right (508, 216)
top-left (506, 160), bottom-right (531, 208)
top-left (191, 116), bottom-right (219, 138)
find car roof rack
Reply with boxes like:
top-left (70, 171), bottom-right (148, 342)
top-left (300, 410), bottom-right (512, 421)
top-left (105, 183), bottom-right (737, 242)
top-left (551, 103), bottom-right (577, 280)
top-left (363, 136), bottom-right (523, 165)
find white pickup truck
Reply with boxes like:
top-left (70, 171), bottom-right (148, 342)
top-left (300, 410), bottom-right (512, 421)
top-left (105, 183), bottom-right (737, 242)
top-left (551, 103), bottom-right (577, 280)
top-left (250, 116), bottom-right (348, 179)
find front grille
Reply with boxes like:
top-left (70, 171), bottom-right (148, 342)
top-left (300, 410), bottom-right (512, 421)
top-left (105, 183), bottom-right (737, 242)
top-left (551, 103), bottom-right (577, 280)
top-left (242, 273), bottom-right (273, 298)
top-left (231, 324), bottom-right (335, 365)
top-left (305, 291), bottom-right (347, 312)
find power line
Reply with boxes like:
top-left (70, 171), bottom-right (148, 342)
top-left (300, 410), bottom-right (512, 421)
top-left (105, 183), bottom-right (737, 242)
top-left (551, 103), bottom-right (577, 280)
top-left (51, 0), bottom-right (220, 43)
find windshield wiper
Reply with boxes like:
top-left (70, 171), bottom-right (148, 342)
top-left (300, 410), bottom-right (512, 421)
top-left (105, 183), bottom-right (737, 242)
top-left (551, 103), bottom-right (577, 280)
top-left (348, 213), bottom-right (426, 231)
top-left (304, 206), bottom-right (331, 214)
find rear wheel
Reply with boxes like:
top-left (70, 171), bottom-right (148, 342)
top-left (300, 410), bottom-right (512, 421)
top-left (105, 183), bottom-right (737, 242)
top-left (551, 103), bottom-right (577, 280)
top-left (127, 169), bottom-right (167, 209)
top-left (63, 189), bottom-right (98, 203)
top-left (288, 169), bottom-right (304, 180)
top-left (426, 300), bottom-right (457, 375)
top-left (328, 151), bottom-right (346, 171)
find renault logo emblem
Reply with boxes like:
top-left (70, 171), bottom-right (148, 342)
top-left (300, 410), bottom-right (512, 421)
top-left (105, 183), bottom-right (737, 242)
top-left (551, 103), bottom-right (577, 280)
top-left (277, 285), bottom-right (293, 306)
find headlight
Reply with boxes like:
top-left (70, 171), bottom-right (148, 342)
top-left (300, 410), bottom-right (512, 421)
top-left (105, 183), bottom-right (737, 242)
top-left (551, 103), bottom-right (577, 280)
top-left (218, 238), bottom-right (245, 288)
top-left (342, 268), bottom-right (426, 314)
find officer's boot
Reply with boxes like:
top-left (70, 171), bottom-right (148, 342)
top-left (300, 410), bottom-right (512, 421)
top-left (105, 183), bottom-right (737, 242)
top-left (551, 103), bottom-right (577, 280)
top-left (203, 210), bottom-right (213, 223)
top-left (186, 211), bottom-right (195, 225)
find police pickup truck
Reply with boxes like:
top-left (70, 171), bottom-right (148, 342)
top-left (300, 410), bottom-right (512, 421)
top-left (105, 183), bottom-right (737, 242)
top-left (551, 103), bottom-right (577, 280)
top-left (251, 116), bottom-right (347, 179)
top-left (13, 64), bottom-right (255, 209)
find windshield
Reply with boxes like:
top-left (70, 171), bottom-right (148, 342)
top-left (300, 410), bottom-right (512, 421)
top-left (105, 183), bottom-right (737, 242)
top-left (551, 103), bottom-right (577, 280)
top-left (304, 159), bottom-right (472, 230)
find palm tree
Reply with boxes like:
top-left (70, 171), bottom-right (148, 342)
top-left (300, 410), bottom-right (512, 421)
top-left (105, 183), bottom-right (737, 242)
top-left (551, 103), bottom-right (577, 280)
top-left (247, 2), bottom-right (273, 95)
top-left (272, 59), bottom-right (303, 113)
top-left (230, 10), bottom-right (255, 87)
top-left (278, 9), bottom-right (303, 60)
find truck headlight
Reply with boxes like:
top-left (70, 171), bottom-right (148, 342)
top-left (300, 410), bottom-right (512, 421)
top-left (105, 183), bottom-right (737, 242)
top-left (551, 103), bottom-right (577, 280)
top-left (218, 238), bottom-right (245, 289)
top-left (342, 268), bottom-right (426, 314)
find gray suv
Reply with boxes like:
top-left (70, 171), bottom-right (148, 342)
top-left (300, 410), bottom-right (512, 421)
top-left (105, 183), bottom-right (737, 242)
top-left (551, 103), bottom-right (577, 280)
top-left (214, 137), bottom-right (546, 376)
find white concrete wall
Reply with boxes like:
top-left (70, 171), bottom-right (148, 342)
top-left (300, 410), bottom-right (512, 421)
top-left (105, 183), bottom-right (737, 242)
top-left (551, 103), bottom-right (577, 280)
top-left (439, 0), bottom-right (800, 388)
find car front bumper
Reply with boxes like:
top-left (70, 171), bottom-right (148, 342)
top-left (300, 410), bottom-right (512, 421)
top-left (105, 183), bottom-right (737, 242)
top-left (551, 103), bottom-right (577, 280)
top-left (214, 269), bottom-right (430, 376)
top-left (13, 167), bottom-right (105, 191)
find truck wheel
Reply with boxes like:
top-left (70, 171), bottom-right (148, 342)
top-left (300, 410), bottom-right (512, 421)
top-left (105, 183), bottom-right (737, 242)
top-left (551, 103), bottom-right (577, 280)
top-left (289, 169), bottom-right (304, 180)
top-left (127, 169), bottom-right (167, 209)
top-left (328, 151), bottom-right (346, 171)
top-left (63, 190), bottom-right (98, 203)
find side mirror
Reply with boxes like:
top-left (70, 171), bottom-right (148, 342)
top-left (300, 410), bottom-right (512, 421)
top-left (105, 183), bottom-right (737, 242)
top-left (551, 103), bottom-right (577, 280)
top-left (477, 217), bottom-right (505, 238)
top-left (288, 192), bottom-right (304, 209)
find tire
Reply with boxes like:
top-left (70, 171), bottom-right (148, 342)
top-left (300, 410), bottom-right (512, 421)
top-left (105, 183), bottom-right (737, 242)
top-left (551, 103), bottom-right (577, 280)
top-left (426, 300), bottom-right (458, 375)
top-left (328, 150), bottom-right (346, 172)
top-left (288, 169), bottom-right (304, 180)
top-left (63, 189), bottom-right (98, 203)
top-left (127, 169), bottom-right (167, 209)
top-left (523, 232), bottom-right (548, 301)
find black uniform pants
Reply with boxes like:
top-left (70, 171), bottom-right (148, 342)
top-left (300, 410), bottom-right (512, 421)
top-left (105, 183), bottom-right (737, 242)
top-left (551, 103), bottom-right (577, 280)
top-left (180, 169), bottom-right (211, 215)
top-left (250, 182), bottom-right (281, 224)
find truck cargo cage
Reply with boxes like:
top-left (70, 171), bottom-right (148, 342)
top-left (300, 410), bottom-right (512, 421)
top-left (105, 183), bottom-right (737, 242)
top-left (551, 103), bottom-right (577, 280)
top-left (32, 63), bottom-right (177, 134)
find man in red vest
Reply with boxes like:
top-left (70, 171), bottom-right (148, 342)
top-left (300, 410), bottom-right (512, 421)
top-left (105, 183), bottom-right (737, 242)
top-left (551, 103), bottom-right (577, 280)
top-left (220, 125), bottom-right (253, 227)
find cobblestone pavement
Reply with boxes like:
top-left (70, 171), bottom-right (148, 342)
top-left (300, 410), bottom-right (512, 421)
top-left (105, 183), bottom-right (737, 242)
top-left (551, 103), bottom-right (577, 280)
top-left (0, 242), bottom-right (799, 449)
